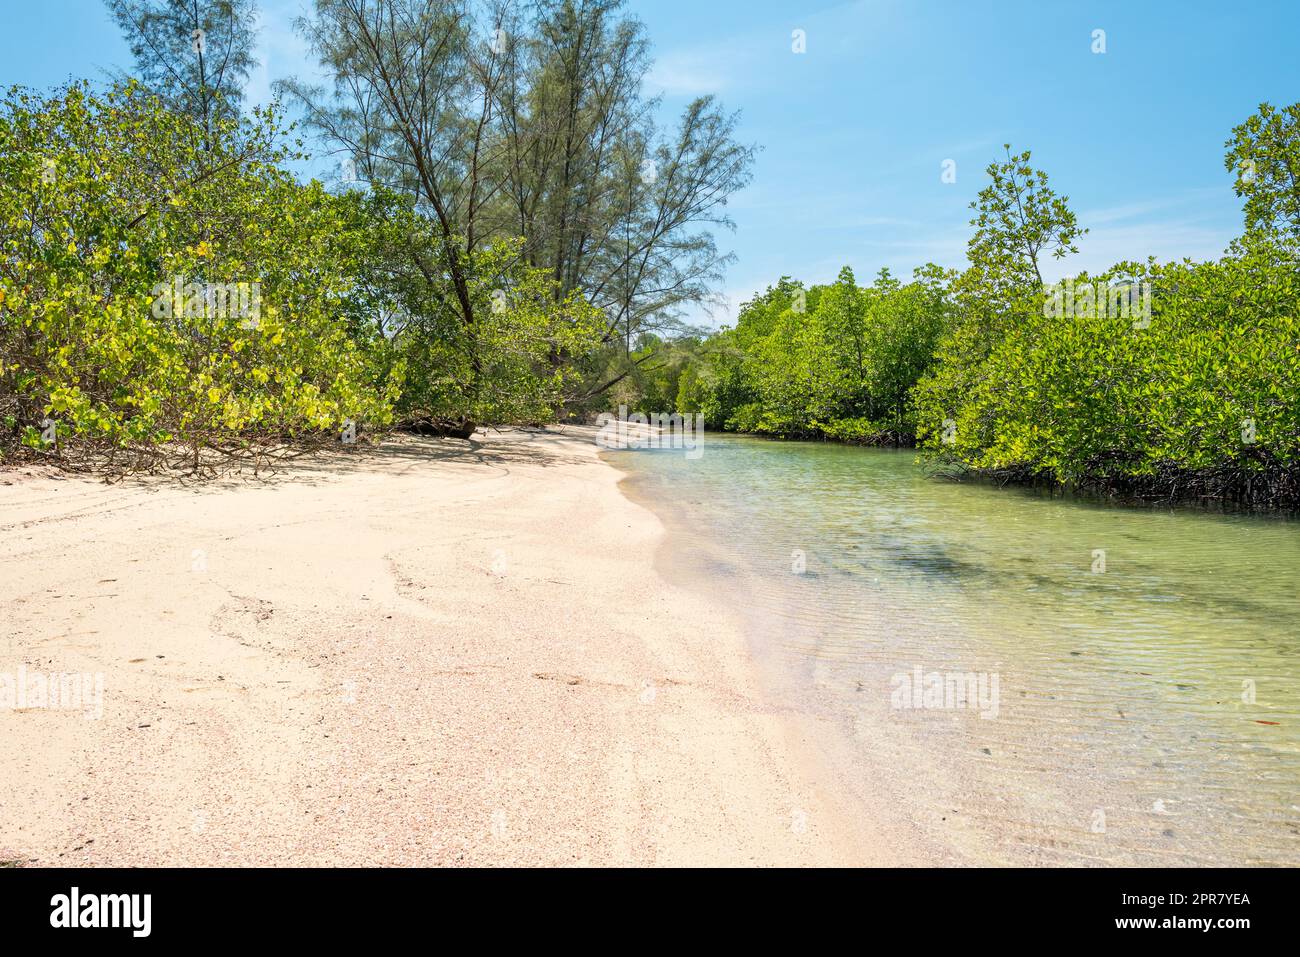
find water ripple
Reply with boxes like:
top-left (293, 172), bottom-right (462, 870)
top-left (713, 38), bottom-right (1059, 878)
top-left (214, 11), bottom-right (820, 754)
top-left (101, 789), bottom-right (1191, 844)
top-left (609, 435), bottom-right (1300, 865)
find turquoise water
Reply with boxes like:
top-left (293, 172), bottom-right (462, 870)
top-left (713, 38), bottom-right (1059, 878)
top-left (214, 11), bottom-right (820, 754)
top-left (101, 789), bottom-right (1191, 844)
top-left (606, 433), bottom-right (1300, 866)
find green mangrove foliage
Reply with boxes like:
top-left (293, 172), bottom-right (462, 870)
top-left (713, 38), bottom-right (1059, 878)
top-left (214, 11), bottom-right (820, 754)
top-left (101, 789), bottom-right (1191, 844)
top-left (670, 107), bottom-right (1299, 505)
top-left (916, 234), bottom-right (1300, 502)
top-left (1, 0), bottom-right (750, 473)
top-left (0, 82), bottom-right (398, 471)
top-left (0, 81), bottom-right (602, 471)
top-left (913, 112), bottom-right (1300, 504)
top-left (669, 268), bottom-right (951, 444)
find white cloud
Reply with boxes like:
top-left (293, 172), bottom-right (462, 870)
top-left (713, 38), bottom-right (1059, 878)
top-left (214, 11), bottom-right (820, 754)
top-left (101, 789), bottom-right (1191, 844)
top-left (645, 51), bottom-right (733, 97)
top-left (1057, 220), bottom-right (1234, 278)
top-left (1079, 187), bottom-right (1223, 227)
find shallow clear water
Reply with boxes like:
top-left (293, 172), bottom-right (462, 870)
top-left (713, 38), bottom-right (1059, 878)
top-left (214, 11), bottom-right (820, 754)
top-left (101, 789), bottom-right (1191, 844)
top-left (606, 433), bottom-right (1300, 865)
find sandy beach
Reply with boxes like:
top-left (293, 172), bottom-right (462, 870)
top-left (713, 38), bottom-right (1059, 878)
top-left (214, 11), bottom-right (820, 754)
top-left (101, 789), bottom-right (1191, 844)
top-left (0, 426), bottom-right (905, 866)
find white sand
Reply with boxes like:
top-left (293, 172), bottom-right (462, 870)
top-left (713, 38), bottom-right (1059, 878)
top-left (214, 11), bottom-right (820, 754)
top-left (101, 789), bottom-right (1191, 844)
top-left (0, 427), bottom-right (909, 866)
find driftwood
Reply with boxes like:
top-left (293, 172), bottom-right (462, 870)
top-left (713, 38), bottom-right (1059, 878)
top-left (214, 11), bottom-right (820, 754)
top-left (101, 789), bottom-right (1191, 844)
top-left (398, 417), bottom-right (477, 440)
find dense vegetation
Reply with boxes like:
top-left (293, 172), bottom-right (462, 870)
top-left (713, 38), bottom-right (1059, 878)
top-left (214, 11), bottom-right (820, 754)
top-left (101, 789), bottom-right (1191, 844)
top-left (0, 83), bottom-right (404, 471)
top-left (2, 0), bottom-right (1296, 506)
top-left (0, 0), bottom-right (752, 473)
top-left (653, 110), bottom-right (1300, 506)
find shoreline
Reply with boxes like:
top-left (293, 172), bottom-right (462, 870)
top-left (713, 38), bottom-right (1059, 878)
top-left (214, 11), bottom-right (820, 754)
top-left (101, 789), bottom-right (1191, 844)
top-left (608, 447), bottom-right (968, 867)
top-left (1, 426), bottom-right (899, 866)
top-left (695, 430), bottom-right (1300, 514)
top-left (603, 432), bottom-right (1300, 867)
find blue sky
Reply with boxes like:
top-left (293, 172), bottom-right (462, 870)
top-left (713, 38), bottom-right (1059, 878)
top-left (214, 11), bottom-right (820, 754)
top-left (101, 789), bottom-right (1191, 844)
top-left (3, 0), bottom-right (1297, 327)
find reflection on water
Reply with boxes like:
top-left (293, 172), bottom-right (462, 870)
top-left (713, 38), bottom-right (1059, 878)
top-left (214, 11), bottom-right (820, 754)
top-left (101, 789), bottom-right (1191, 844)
top-left (606, 434), bottom-right (1300, 865)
